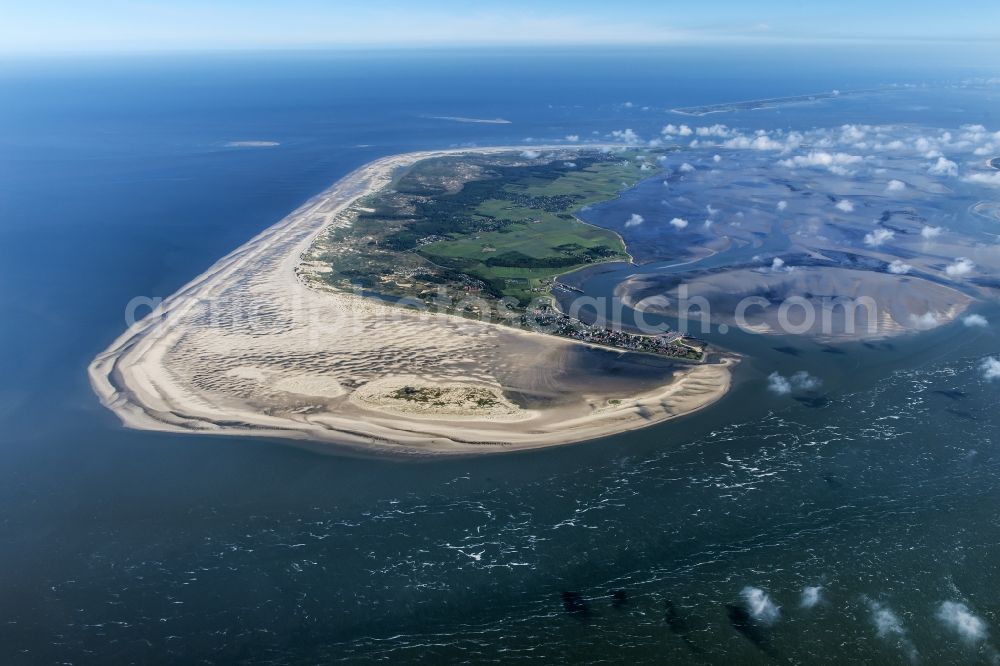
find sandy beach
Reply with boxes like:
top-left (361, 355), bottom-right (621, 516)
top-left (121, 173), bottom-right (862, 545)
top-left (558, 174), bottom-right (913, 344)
top-left (89, 146), bottom-right (736, 455)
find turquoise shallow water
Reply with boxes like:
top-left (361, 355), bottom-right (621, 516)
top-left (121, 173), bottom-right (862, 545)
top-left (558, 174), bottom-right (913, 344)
top-left (1, 48), bottom-right (999, 663)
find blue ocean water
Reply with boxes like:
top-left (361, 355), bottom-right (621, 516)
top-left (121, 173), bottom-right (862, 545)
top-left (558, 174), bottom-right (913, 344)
top-left (1, 47), bottom-right (999, 663)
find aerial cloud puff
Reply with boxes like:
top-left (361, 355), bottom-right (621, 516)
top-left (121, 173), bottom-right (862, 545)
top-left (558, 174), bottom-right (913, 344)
top-left (871, 601), bottom-right (905, 637)
top-left (696, 124), bottom-right (732, 138)
top-left (963, 314), bottom-right (988, 328)
top-left (928, 156), bottom-right (959, 177)
top-left (520, 150), bottom-right (541, 159)
top-left (888, 260), bottom-right (912, 274)
top-left (835, 199), bottom-right (854, 213)
top-left (965, 171), bottom-right (1000, 187)
top-left (778, 151), bottom-right (863, 173)
top-left (624, 213), bottom-right (644, 228)
top-left (611, 128), bottom-right (640, 144)
top-left (564, 134), bottom-right (580, 142)
top-left (740, 587), bottom-right (781, 624)
top-left (768, 371), bottom-right (821, 395)
top-left (669, 217), bottom-right (689, 229)
top-left (921, 225), bottom-right (943, 239)
top-left (945, 257), bottom-right (975, 277)
top-left (909, 311), bottom-right (941, 330)
top-left (790, 370), bottom-right (821, 390)
top-left (661, 124), bottom-right (693, 137)
top-left (717, 128), bottom-right (804, 153)
top-left (768, 372), bottom-right (792, 395)
top-left (678, 162), bottom-right (695, 173)
top-left (841, 124), bottom-right (866, 143)
top-left (777, 200), bottom-right (788, 211)
top-left (936, 601), bottom-right (988, 643)
top-left (866, 597), bottom-right (920, 661)
top-left (801, 586), bottom-right (823, 608)
top-left (864, 228), bottom-right (895, 247)
top-left (725, 134), bottom-right (784, 151)
top-left (981, 357), bottom-right (1000, 381)
top-left (886, 179), bottom-right (907, 192)
top-left (867, 600), bottom-right (919, 661)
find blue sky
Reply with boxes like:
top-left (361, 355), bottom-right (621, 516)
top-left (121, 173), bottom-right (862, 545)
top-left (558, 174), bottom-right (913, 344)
top-left (2, 0), bottom-right (999, 53)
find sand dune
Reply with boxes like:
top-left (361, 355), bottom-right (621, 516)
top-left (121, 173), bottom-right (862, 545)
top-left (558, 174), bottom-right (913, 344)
top-left (89, 147), bottom-right (736, 455)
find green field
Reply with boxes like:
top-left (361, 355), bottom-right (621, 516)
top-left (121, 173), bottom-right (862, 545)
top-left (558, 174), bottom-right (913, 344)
top-left (415, 153), bottom-right (657, 305)
top-left (313, 149), bottom-right (662, 308)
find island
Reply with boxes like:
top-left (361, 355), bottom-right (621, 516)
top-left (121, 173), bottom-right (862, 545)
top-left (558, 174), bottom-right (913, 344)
top-left (89, 146), bottom-right (736, 455)
top-left (300, 149), bottom-right (702, 361)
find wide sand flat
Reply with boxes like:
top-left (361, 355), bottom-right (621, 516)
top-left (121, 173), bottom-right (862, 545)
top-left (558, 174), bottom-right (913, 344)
top-left (619, 266), bottom-right (972, 343)
top-left (89, 147), bottom-right (736, 455)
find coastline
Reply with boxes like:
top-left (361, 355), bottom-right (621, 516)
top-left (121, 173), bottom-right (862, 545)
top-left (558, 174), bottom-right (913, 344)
top-left (88, 145), bottom-right (738, 456)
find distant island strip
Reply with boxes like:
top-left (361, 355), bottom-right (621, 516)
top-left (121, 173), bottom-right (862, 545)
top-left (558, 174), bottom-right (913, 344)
top-left (671, 88), bottom-right (882, 116)
top-left (425, 115), bottom-right (513, 124)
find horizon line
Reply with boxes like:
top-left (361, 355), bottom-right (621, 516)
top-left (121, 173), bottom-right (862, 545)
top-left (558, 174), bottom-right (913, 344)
top-left (1, 35), bottom-right (999, 59)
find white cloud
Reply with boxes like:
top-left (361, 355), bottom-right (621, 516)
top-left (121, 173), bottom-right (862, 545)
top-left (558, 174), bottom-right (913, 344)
top-left (778, 151), bottom-right (864, 172)
top-left (965, 171), bottom-right (1000, 187)
top-left (888, 260), bottom-right (912, 274)
top-left (565, 134), bottom-right (580, 142)
top-left (695, 124), bottom-right (732, 138)
top-left (669, 217), bottom-right (689, 229)
top-left (713, 153), bottom-right (722, 163)
top-left (563, 161), bottom-right (577, 168)
top-left (928, 156), bottom-right (958, 177)
top-left (622, 101), bottom-right (634, 108)
top-left (835, 199), bottom-right (854, 213)
top-left (864, 228), bottom-right (895, 247)
top-left (982, 356), bottom-right (1000, 380)
top-left (963, 314), bottom-right (988, 327)
top-left (740, 587), bottom-right (781, 624)
top-left (790, 371), bottom-right (821, 390)
top-left (909, 311), bottom-right (941, 330)
top-left (767, 371), bottom-right (820, 394)
top-left (945, 257), bottom-right (975, 277)
top-left (678, 162), bottom-right (695, 173)
top-left (886, 179), bottom-right (906, 192)
top-left (624, 213), bottom-right (644, 228)
top-left (801, 586), bottom-right (823, 609)
top-left (937, 601), bottom-right (988, 643)
top-left (611, 128), bottom-right (640, 144)
top-left (776, 200), bottom-right (788, 212)
top-left (771, 257), bottom-right (786, 272)
top-left (841, 124), bottom-right (866, 143)
top-left (868, 600), bottom-right (912, 655)
top-left (920, 225), bottom-right (943, 239)
top-left (662, 124), bottom-right (693, 137)
top-left (767, 372), bottom-right (792, 395)
top-left (724, 132), bottom-right (797, 151)
top-left (520, 149), bottom-right (541, 159)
